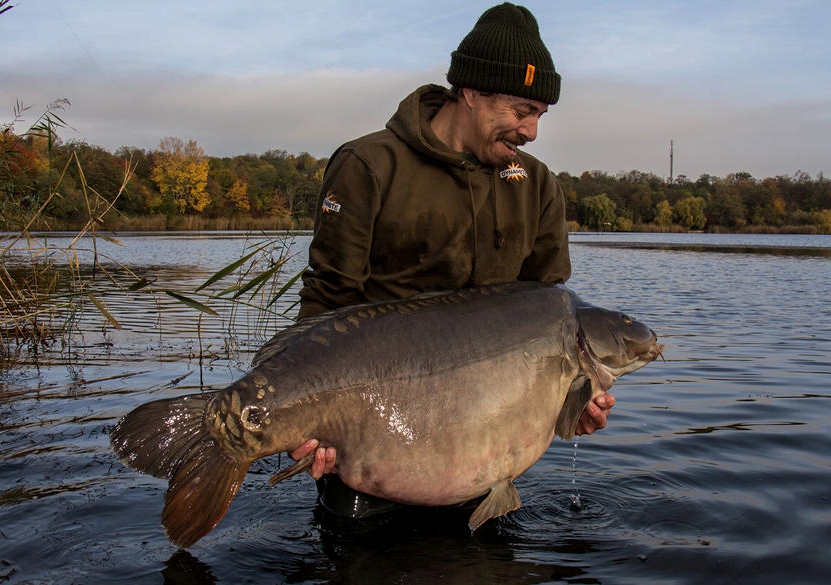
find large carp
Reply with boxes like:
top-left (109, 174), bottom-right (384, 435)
top-left (111, 282), bottom-right (662, 547)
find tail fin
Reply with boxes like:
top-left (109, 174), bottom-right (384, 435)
top-left (162, 435), bottom-right (250, 548)
top-left (110, 393), bottom-right (251, 547)
top-left (110, 393), bottom-right (215, 479)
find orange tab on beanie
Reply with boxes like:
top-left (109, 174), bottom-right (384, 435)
top-left (523, 64), bottom-right (536, 87)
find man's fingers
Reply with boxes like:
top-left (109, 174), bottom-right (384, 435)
top-left (575, 393), bottom-right (616, 436)
top-left (595, 392), bottom-right (616, 411)
top-left (289, 440), bottom-right (337, 479)
top-left (308, 446), bottom-right (338, 479)
top-left (323, 446), bottom-right (337, 474)
top-left (290, 438), bottom-right (320, 461)
top-left (575, 409), bottom-right (594, 436)
top-left (309, 447), bottom-right (326, 480)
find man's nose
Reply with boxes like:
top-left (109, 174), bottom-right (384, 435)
top-left (517, 117), bottom-right (539, 143)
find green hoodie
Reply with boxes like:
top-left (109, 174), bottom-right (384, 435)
top-left (298, 84), bottom-right (571, 318)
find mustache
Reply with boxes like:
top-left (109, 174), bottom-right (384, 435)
top-left (501, 135), bottom-right (528, 147)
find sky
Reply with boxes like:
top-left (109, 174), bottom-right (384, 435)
top-left (3, 0), bottom-right (830, 180)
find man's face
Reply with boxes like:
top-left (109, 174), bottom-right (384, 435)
top-left (466, 91), bottom-right (549, 166)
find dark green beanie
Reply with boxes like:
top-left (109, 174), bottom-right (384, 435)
top-left (447, 2), bottom-right (561, 104)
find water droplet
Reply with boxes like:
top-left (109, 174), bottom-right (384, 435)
top-left (570, 437), bottom-right (581, 509)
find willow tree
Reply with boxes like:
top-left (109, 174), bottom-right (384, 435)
top-left (151, 137), bottom-right (210, 214)
top-left (577, 193), bottom-right (616, 231)
top-left (655, 200), bottom-right (673, 228)
top-left (673, 196), bottom-right (707, 230)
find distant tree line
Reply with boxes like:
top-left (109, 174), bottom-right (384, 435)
top-left (2, 131), bottom-right (830, 233)
top-left (559, 169), bottom-right (831, 233)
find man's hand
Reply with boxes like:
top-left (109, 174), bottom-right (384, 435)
top-left (574, 393), bottom-right (616, 436)
top-left (290, 439), bottom-right (336, 480)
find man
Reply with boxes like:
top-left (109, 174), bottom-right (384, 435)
top-left (291, 2), bottom-right (615, 519)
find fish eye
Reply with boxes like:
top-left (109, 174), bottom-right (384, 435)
top-left (241, 405), bottom-right (266, 430)
top-left (622, 315), bottom-right (632, 325)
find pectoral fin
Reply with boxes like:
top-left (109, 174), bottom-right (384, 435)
top-left (556, 376), bottom-right (593, 440)
top-left (468, 478), bottom-right (521, 531)
top-left (269, 451), bottom-right (315, 486)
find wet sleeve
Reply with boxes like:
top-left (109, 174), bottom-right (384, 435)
top-left (519, 174), bottom-right (572, 283)
top-left (298, 149), bottom-right (381, 318)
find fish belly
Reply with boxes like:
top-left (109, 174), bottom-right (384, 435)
top-left (311, 343), bottom-right (579, 506)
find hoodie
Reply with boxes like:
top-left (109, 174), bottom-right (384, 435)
top-left (298, 84), bottom-right (571, 318)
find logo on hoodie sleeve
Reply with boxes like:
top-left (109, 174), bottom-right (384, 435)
top-left (322, 191), bottom-right (342, 214)
top-left (500, 161), bottom-right (528, 183)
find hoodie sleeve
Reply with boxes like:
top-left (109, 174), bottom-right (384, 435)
top-left (298, 147), bottom-right (381, 319)
top-left (518, 173), bottom-right (572, 284)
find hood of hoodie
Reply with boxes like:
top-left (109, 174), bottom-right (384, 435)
top-left (385, 84), bottom-right (484, 170)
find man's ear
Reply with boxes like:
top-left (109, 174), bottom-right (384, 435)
top-left (462, 87), bottom-right (479, 109)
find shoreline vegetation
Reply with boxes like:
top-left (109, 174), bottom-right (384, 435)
top-left (0, 100), bottom-right (299, 364)
top-left (2, 103), bottom-right (830, 237)
top-left (2, 97), bottom-right (830, 368)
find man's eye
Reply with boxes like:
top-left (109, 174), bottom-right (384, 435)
top-left (512, 106), bottom-right (535, 119)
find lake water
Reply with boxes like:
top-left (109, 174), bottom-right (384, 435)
top-left (1, 232), bottom-right (830, 585)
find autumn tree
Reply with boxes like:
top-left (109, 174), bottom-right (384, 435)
top-left (1, 99), bottom-right (71, 228)
top-left (114, 146), bottom-right (158, 215)
top-left (655, 199), bottom-right (673, 229)
top-left (224, 178), bottom-right (251, 213)
top-left (673, 196), bottom-right (707, 230)
top-left (0, 131), bottom-right (41, 199)
top-left (814, 209), bottom-right (831, 233)
top-left (151, 137), bottom-right (210, 214)
top-left (707, 180), bottom-right (747, 228)
top-left (554, 171), bottom-right (578, 221)
top-left (615, 170), bottom-right (663, 223)
top-left (269, 192), bottom-right (293, 226)
top-left (39, 141), bottom-right (130, 223)
top-left (577, 194), bottom-right (616, 231)
top-left (626, 184), bottom-right (658, 224)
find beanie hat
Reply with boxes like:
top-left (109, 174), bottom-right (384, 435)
top-left (447, 2), bottom-right (561, 104)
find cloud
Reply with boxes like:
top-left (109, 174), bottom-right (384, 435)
top-left (533, 78), bottom-right (831, 179)
top-left (3, 0), bottom-right (828, 181)
top-left (3, 67), bottom-right (443, 155)
top-left (3, 67), bottom-right (828, 180)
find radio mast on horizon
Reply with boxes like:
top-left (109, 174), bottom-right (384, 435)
top-left (669, 140), bottom-right (674, 184)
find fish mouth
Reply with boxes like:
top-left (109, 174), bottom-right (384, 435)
top-left (653, 342), bottom-right (666, 362)
top-left (577, 328), bottom-right (664, 390)
top-left (617, 334), bottom-right (665, 375)
top-left (643, 329), bottom-right (666, 363)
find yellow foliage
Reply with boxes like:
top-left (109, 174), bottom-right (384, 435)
top-left (655, 200), bottom-right (673, 227)
top-left (269, 192), bottom-right (292, 222)
top-left (225, 179), bottom-right (251, 213)
top-left (151, 137), bottom-right (210, 214)
top-left (815, 209), bottom-right (831, 233)
top-left (769, 197), bottom-right (787, 224)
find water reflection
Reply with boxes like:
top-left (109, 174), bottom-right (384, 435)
top-left (161, 510), bottom-right (595, 585)
top-left (163, 551), bottom-right (218, 585)
top-left (574, 241), bottom-right (831, 257)
top-left (2, 232), bottom-right (830, 585)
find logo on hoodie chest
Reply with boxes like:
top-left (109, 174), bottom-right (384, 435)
top-left (500, 161), bottom-right (528, 183)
